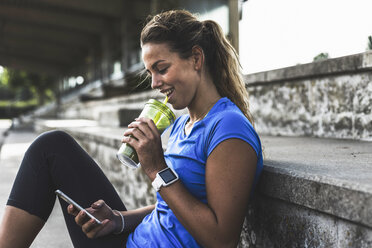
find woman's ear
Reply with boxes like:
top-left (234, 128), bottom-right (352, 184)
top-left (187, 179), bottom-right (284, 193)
top-left (191, 45), bottom-right (204, 70)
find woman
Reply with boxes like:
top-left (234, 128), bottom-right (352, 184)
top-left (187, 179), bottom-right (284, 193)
top-left (0, 10), bottom-right (263, 248)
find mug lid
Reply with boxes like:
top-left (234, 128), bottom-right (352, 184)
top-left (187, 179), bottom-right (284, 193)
top-left (147, 99), bottom-right (176, 122)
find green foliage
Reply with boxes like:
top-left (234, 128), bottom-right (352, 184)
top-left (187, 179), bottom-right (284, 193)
top-left (313, 52), bottom-right (329, 62)
top-left (0, 67), bottom-right (57, 106)
top-left (0, 99), bottom-right (38, 107)
top-left (0, 68), bottom-right (9, 87)
top-left (368, 36), bottom-right (372, 51)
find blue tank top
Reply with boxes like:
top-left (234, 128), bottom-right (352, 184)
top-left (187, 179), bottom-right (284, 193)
top-left (126, 97), bottom-right (263, 247)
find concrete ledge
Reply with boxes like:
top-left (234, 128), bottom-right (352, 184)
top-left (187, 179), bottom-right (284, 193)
top-left (245, 51), bottom-right (372, 85)
top-left (35, 121), bottom-right (372, 246)
top-left (68, 125), bottom-right (372, 228)
top-left (58, 90), bottom-right (187, 127)
top-left (250, 136), bottom-right (372, 247)
top-left (244, 51), bottom-right (372, 140)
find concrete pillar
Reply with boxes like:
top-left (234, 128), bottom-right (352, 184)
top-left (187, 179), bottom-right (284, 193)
top-left (151, 0), bottom-right (160, 15)
top-left (228, 0), bottom-right (239, 54)
top-left (56, 78), bottom-right (63, 118)
top-left (121, 1), bottom-right (132, 78)
top-left (101, 28), bottom-right (112, 84)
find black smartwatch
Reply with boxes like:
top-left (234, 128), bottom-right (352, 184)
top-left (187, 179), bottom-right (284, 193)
top-left (152, 167), bottom-right (179, 192)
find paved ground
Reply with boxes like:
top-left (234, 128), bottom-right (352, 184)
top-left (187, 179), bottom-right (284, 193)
top-left (0, 123), bottom-right (73, 247)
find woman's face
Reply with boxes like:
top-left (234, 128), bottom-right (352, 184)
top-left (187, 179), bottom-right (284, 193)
top-left (142, 42), bottom-right (200, 110)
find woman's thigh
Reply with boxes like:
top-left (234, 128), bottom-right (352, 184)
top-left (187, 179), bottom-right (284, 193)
top-left (8, 130), bottom-right (128, 247)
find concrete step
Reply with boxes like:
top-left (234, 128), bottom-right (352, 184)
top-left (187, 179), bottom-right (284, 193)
top-left (59, 90), bottom-right (161, 121)
top-left (34, 120), bottom-right (372, 247)
top-left (245, 51), bottom-right (372, 141)
top-left (56, 90), bottom-right (187, 127)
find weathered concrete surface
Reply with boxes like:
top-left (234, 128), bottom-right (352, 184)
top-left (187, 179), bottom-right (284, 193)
top-left (35, 121), bottom-right (372, 247)
top-left (245, 51), bottom-right (372, 140)
top-left (245, 136), bottom-right (372, 247)
top-left (58, 90), bottom-right (161, 122)
top-left (243, 195), bottom-right (372, 248)
top-left (60, 125), bottom-right (158, 210)
top-left (245, 51), bottom-right (372, 85)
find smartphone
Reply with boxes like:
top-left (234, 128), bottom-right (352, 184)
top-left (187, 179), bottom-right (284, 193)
top-left (55, 189), bottom-right (102, 225)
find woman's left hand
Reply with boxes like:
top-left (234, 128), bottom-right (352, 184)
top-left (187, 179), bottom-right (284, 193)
top-left (122, 117), bottom-right (167, 178)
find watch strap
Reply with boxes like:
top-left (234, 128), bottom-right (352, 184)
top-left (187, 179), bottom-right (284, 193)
top-left (152, 174), bottom-right (163, 192)
top-left (151, 167), bottom-right (179, 192)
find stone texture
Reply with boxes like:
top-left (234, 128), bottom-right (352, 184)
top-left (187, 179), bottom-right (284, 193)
top-left (241, 195), bottom-right (372, 248)
top-left (248, 70), bottom-right (372, 140)
top-left (244, 51), bottom-right (372, 85)
top-left (78, 140), bottom-right (156, 210)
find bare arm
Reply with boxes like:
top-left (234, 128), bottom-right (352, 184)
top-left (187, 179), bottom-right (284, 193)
top-left (68, 202), bottom-right (154, 238)
top-left (154, 139), bottom-right (257, 247)
top-left (121, 204), bottom-right (155, 233)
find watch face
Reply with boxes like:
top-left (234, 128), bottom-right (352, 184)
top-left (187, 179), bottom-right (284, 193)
top-left (159, 168), bottom-right (178, 184)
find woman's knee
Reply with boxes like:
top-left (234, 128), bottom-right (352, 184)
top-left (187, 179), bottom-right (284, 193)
top-left (28, 130), bottom-right (75, 154)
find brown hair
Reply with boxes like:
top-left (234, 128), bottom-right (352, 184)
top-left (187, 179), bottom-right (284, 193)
top-left (141, 10), bottom-right (254, 126)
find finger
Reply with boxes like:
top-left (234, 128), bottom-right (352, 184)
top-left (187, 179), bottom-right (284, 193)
top-left (85, 219), bottom-right (111, 239)
top-left (67, 204), bottom-right (79, 216)
top-left (75, 210), bottom-right (90, 226)
top-left (91, 199), bottom-right (105, 209)
top-left (129, 119), bottom-right (156, 139)
top-left (123, 127), bottom-right (137, 137)
top-left (124, 126), bottom-right (143, 137)
top-left (82, 219), bottom-right (100, 238)
top-left (137, 117), bottom-right (159, 135)
top-left (130, 127), bottom-right (148, 141)
top-left (121, 135), bottom-right (139, 147)
top-left (93, 219), bottom-right (112, 237)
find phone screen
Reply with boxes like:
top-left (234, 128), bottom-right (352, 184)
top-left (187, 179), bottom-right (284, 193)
top-left (55, 189), bottom-right (102, 225)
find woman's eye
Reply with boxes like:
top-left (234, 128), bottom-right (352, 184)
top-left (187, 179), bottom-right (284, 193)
top-left (158, 67), bottom-right (168, 75)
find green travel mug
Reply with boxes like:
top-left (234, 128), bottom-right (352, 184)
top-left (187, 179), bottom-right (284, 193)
top-left (116, 99), bottom-right (176, 168)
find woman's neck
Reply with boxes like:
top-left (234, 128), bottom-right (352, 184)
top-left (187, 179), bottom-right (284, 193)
top-left (187, 69), bottom-right (221, 124)
top-left (187, 90), bottom-right (221, 124)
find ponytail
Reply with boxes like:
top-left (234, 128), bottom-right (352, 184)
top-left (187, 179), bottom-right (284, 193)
top-left (201, 20), bottom-right (254, 126)
top-left (141, 10), bottom-right (254, 126)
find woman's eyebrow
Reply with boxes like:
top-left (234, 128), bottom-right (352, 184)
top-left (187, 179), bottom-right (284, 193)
top-left (145, 60), bottom-right (167, 74)
top-left (151, 60), bottom-right (166, 70)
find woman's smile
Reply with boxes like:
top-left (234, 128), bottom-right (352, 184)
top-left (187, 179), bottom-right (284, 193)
top-left (161, 88), bottom-right (175, 100)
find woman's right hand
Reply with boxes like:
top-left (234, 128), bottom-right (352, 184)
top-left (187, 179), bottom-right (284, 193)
top-left (67, 199), bottom-right (123, 239)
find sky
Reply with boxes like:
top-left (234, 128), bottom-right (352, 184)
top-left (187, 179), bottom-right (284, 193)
top-left (239, 0), bottom-right (372, 74)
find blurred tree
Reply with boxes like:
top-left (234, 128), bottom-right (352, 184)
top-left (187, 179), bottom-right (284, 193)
top-left (313, 52), bottom-right (329, 62)
top-left (2, 68), bottom-right (57, 106)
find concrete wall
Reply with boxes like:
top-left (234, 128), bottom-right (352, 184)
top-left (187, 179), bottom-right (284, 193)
top-left (55, 127), bottom-right (371, 248)
top-left (246, 51), bottom-right (372, 141)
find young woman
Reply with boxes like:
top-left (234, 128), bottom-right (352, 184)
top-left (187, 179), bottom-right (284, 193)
top-left (0, 10), bottom-right (263, 248)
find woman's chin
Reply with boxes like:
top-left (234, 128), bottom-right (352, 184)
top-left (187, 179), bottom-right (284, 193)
top-left (169, 101), bottom-right (186, 110)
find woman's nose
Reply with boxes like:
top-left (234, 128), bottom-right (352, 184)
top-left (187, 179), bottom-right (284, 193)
top-left (151, 75), bottom-right (162, 89)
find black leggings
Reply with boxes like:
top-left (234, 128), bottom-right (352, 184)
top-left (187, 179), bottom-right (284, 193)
top-left (7, 130), bottom-right (128, 247)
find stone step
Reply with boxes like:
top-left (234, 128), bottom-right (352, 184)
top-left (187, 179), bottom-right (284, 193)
top-left (30, 51), bottom-right (372, 139)
top-left (59, 90), bottom-right (161, 121)
top-left (57, 90), bottom-right (187, 127)
top-left (34, 120), bottom-right (372, 247)
top-left (245, 51), bottom-right (372, 141)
